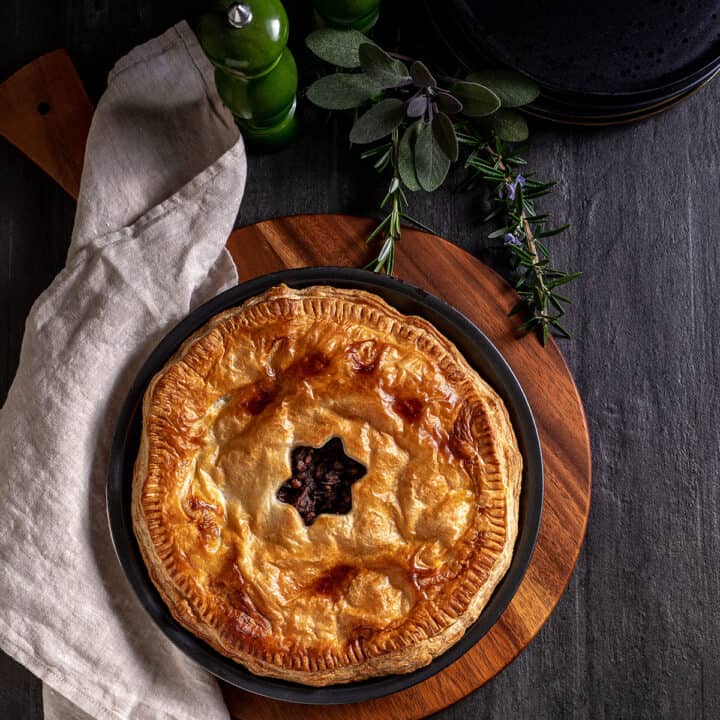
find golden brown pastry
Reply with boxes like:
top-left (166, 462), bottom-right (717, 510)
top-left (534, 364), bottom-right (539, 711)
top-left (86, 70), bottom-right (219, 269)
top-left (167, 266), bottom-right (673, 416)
top-left (132, 284), bottom-right (522, 685)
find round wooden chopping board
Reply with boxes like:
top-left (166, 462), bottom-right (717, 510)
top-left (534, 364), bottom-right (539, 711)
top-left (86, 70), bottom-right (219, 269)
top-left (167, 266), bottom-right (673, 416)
top-left (221, 214), bottom-right (592, 719)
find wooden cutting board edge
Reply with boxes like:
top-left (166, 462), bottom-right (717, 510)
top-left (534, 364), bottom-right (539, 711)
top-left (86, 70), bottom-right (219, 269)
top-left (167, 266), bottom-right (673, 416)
top-left (221, 215), bottom-right (592, 719)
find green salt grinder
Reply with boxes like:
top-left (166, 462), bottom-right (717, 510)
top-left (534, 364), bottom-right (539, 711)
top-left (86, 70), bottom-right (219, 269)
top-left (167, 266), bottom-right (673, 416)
top-left (312, 0), bottom-right (381, 32)
top-left (198, 0), bottom-right (298, 148)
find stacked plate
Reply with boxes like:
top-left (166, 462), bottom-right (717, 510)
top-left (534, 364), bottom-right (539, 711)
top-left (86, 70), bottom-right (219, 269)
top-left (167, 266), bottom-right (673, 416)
top-left (426, 0), bottom-right (720, 125)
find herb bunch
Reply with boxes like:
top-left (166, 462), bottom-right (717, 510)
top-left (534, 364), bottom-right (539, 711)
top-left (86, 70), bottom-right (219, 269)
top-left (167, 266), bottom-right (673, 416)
top-left (304, 29), bottom-right (579, 345)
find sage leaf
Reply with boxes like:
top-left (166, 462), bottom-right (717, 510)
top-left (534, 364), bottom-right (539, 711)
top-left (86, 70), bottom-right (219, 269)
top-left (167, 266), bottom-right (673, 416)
top-left (358, 43), bottom-right (409, 87)
top-left (450, 81), bottom-right (501, 117)
top-left (398, 121), bottom-right (421, 191)
top-left (349, 98), bottom-right (405, 144)
top-left (432, 112), bottom-right (458, 161)
top-left (306, 73), bottom-right (380, 110)
top-left (435, 91), bottom-right (463, 114)
top-left (410, 61), bottom-right (436, 88)
top-left (406, 94), bottom-right (428, 118)
top-left (415, 120), bottom-right (451, 192)
top-left (466, 69), bottom-right (540, 107)
top-left (492, 109), bottom-right (529, 141)
top-left (305, 29), bottom-right (373, 69)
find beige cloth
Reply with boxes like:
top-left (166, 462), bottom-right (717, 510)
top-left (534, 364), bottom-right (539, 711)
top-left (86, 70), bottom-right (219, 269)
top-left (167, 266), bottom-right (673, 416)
top-left (0, 21), bottom-right (246, 720)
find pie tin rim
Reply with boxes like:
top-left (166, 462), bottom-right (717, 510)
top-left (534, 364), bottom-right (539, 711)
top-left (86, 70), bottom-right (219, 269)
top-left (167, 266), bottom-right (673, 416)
top-left (106, 266), bottom-right (544, 705)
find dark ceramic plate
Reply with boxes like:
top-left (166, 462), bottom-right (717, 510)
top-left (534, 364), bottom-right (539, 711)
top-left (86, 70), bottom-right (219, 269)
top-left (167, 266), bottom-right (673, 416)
top-left (523, 67), bottom-right (720, 126)
top-left (426, 0), bottom-right (720, 121)
top-left (106, 267), bottom-right (543, 705)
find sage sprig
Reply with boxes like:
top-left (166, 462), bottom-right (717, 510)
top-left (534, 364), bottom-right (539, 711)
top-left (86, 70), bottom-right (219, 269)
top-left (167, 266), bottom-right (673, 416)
top-left (305, 30), bottom-right (510, 198)
top-left (304, 28), bottom-right (580, 345)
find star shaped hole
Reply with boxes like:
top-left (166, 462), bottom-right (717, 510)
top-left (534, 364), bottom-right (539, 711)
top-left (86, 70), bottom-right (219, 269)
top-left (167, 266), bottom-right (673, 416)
top-left (275, 437), bottom-right (366, 526)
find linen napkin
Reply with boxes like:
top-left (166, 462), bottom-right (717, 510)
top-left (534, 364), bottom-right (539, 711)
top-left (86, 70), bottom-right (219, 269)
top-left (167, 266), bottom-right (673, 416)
top-left (0, 21), bottom-right (246, 720)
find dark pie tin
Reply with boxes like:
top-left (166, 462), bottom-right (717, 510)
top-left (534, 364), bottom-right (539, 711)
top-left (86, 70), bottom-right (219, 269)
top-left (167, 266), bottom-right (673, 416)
top-left (107, 267), bottom-right (543, 705)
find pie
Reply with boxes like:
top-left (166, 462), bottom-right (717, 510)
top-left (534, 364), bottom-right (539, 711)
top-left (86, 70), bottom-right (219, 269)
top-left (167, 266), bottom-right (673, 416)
top-left (132, 284), bottom-right (522, 685)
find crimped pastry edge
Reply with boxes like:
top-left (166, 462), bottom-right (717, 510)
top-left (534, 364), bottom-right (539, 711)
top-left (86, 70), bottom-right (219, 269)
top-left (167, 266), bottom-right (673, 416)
top-left (132, 284), bottom-right (522, 685)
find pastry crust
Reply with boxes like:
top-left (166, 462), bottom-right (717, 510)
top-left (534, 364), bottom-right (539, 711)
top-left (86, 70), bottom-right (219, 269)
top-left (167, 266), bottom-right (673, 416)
top-left (132, 284), bottom-right (522, 685)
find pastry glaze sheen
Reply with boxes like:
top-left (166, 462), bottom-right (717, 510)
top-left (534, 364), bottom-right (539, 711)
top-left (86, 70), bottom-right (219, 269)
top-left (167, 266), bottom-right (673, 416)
top-left (131, 285), bottom-right (523, 685)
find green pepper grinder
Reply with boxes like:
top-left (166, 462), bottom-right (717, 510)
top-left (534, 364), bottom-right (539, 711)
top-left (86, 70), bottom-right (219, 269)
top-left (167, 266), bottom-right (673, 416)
top-left (312, 0), bottom-right (381, 32)
top-left (198, 1), bottom-right (298, 148)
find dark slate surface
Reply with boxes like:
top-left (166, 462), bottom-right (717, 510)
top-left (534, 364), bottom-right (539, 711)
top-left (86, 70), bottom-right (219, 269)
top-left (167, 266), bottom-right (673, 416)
top-left (1, 1), bottom-right (719, 718)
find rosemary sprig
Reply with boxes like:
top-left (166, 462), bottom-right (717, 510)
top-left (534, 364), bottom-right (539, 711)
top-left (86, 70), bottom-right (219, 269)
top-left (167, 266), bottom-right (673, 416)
top-left (360, 129), bottom-right (404, 274)
top-left (459, 130), bottom-right (581, 344)
top-left (360, 128), bottom-right (434, 274)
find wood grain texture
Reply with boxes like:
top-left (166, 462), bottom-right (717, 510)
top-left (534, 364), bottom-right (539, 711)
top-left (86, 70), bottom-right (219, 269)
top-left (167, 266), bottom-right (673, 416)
top-left (222, 214), bottom-right (592, 720)
top-left (0, 650), bottom-right (43, 720)
top-left (2, 0), bottom-right (720, 717)
top-left (0, 50), bottom-right (92, 198)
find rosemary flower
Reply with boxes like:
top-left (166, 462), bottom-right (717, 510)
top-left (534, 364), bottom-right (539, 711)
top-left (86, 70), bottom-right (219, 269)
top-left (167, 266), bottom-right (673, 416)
top-left (504, 174), bottom-right (526, 201)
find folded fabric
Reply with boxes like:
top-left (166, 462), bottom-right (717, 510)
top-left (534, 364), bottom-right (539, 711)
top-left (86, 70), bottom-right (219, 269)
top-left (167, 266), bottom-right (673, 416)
top-left (0, 21), bottom-right (246, 720)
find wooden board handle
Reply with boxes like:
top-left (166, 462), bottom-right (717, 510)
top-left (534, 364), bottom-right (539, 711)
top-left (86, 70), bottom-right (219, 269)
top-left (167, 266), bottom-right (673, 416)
top-left (0, 50), bottom-right (93, 199)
